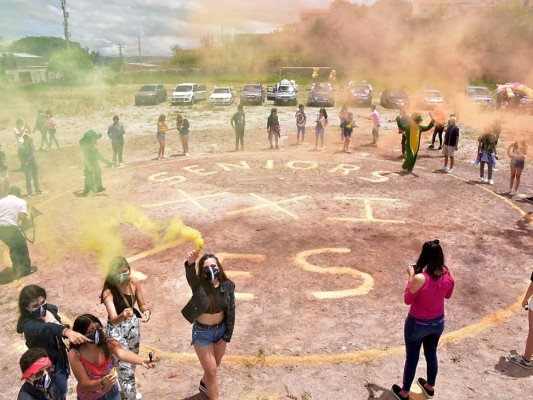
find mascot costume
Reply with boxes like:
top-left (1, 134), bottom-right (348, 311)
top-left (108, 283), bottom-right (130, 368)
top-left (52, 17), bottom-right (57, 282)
top-left (397, 113), bottom-right (435, 172)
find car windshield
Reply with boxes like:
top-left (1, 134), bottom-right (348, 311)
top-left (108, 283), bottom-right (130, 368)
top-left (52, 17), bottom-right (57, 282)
top-left (279, 86), bottom-right (294, 92)
top-left (467, 87), bottom-right (490, 96)
top-left (213, 88), bottom-right (230, 94)
top-left (174, 85), bottom-right (192, 92)
top-left (352, 84), bottom-right (369, 93)
top-left (313, 83), bottom-right (330, 91)
top-left (387, 90), bottom-right (405, 97)
top-left (243, 85), bottom-right (260, 91)
top-left (139, 85), bottom-right (157, 92)
top-left (425, 90), bottom-right (442, 97)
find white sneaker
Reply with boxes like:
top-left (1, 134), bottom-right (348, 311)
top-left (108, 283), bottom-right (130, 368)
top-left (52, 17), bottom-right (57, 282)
top-left (185, 152), bottom-right (190, 157)
top-left (509, 190), bottom-right (517, 196)
top-left (478, 177), bottom-right (485, 183)
top-left (447, 168), bottom-right (453, 173)
top-left (440, 166), bottom-right (448, 171)
top-left (136, 392), bottom-right (143, 400)
top-left (488, 179), bottom-right (494, 185)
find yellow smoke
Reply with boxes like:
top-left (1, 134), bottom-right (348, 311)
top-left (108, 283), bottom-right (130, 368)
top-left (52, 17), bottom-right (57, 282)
top-left (164, 215), bottom-right (204, 252)
top-left (123, 204), bottom-right (159, 243)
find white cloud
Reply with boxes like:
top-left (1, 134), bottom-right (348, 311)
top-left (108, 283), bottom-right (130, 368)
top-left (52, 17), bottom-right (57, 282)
top-left (0, 0), bottom-right (361, 55)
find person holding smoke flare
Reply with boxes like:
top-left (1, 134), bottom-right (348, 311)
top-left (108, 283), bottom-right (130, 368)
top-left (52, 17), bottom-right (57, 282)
top-left (18, 348), bottom-right (62, 400)
top-left (392, 240), bottom-right (455, 400)
top-left (101, 256), bottom-right (151, 400)
top-left (17, 285), bottom-right (91, 399)
top-left (396, 112), bottom-right (435, 173)
top-left (183, 250), bottom-right (236, 400)
top-left (68, 314), bottom-right (156, 400)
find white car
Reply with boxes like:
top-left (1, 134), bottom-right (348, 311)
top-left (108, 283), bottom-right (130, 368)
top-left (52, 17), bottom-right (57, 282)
top-left (209, 86), bottom-right (235, 105)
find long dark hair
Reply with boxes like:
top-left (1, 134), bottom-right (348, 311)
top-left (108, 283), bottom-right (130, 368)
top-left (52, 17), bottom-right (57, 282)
top-left (197, 254), bottom-right (228, 310)
top-left (71, 314), bottom-right (111, 359)
top-left (414, 240), bottom-right (445, 279)
top-left (18, 285), bottom-right (47, 323)
top-left (100, 256), bottom-right (130, 304)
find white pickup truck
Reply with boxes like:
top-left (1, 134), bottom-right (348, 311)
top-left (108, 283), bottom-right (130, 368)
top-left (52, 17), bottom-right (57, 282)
top-left (171, 83), bottom-right (207, 105)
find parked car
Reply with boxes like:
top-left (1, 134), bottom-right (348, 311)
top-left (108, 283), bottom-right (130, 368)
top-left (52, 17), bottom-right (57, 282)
top-left (240, 83), bottom-right (265, 105)
top-left (466, 86), bottom-right (495, 109)
top-left (209, 86), bottom-right (235, 105)
top-left (414, 89), bottom-right (445, 109)
top-left (171, 83), bottom-right (206, 105)
top-left (274, 79), bottom-right (298, 106)
top-left (380, 89), bottom-right (409, 109)
top-left (519, 96), bottom-right (533, 114)
top-left (347, 81), bottom-right (373, 106)
top-left (134, 84), bottom-right (167, 106)
top-left (307, 82), bottom-right (335, 107)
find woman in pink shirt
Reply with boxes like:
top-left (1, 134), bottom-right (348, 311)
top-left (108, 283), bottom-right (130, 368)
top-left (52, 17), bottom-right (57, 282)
top-left (392, 240), bottom-right (455, 400)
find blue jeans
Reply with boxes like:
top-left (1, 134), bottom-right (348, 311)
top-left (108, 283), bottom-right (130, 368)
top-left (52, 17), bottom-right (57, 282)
top-left (54, 362), bottom-right (68, 397)
top-left (97, 383), bottom-right (121, 400)
top-left (402, 314), bottom-right (445, 392)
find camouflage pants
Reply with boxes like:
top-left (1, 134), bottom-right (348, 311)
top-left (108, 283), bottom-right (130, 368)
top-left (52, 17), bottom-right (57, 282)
top-left (106, 315), bottom-right (140, 400)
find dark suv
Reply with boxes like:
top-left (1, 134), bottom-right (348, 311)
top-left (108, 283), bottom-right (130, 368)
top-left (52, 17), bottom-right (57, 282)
top-left (240, 83), bottom-right (265, 105)
top-left (380, 89), bottom-right (409, 109)
top-left (347, 81), bottom-right (373, 106)
top-left (135, 84), bottom-right (167, 106)
top-left (307, 82), bottom-right (335, 107)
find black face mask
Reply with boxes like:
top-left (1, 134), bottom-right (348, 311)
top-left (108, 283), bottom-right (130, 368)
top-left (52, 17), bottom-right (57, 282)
top-left (203, 266), bottom-right (220, 282)
top-left (33, 372), bottom-right (52, 389)
top-left (86, 328), bottom-right (105, 345)
top-left (28, 303), bottom-right (47, 317)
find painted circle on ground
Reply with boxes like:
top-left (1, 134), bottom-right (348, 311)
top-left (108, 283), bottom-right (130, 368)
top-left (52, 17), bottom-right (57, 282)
top-left (32, 151), bottom-right (530, 364)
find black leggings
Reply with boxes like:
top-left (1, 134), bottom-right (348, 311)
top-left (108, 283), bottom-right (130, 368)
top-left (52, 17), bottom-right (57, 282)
top-left (431, 124), bottom-right (444, 146)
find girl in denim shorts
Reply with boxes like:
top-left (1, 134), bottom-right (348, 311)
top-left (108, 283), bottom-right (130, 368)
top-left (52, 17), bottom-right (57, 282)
top-left (182, 250), bottom-right (236, 400)
top-left (506, 140), bottom-right (527, 196)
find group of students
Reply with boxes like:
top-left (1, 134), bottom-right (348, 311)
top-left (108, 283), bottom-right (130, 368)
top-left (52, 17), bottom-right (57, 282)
top-left (15, 251), bottom-right (235, 400)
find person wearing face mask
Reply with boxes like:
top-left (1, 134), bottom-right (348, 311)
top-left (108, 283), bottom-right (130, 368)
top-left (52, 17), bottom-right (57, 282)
top-left (100, 256), bottom-right (151, 400)
top-left (183, 250), bottom-right (236, 400)
top-left (17, 285), bottom-right (90, 399)
top-left (18, 347), bottom-right (62, 400)
top-left (68, 314), bottom-right (156, 400)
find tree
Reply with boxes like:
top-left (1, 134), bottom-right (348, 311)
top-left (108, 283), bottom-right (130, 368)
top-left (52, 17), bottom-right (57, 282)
top-left (47, 48), bottom-right (93, 82)
top-left (9, 36), bottom-right (82, 58)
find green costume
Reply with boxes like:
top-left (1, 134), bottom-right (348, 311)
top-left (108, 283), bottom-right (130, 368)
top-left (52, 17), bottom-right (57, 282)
top-left (397, 114), bottom-right (435, 172)
top-left (79, 130), bottom-right (111, 195)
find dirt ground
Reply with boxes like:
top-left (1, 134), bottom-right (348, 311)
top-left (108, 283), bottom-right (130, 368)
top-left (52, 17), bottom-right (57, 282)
top-left (0, 85), bottom-right (532, 400)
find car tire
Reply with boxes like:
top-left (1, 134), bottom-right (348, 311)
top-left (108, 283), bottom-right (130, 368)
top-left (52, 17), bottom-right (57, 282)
top-left (190, 97), bottom-right (195, 105)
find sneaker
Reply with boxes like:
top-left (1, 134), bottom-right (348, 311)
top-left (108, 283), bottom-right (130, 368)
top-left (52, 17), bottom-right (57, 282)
top-left (417, 378), bottom-right (434, 398)
top-left (199, 380), bottom-right (209, 396)
top-left (509, 190), bottom-right (517, 196)
top-left (439, 166), bottom-right (448, 171)
top-left (507, 353), bottom-right (532, 369)
top-left (95, 187), bottom-right (106, 193)
top-left (135, 392), bottom-right (143, 400)
top-left (391, 384), bottom-right (409, 400)
top-left (185, 153), bottom-right (190, 157)
top-left (478, 177), bottom-right (485, 183)
top-left (119, 163), bottom-right (124, 166)
top-left (488, 179), bottom-right (494, 185)
top-left (26, 194), bottom-right (32, 198)
top-left (447, 168), bottom-right (453, 173)
top-left (437, 146), bottom-right (442, 150)
top-left (427, 144), bottom-right (434, 149)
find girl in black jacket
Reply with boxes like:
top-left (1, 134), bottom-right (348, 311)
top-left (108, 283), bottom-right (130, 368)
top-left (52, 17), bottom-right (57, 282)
top-left (17, 285), bottom-right (89, 399)
top-left (182, 250), bottom-right (236, 400)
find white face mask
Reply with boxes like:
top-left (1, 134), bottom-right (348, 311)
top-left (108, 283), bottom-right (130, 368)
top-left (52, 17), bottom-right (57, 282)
top-left (32, 372), bottom-right (52, 389)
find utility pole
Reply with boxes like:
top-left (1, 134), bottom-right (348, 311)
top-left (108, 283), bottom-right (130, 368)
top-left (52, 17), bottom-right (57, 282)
top-left (116, 42), bottom-right (124, 59)
top-left (138, 36), bottom-right (141, 66)
top-left (59, 0), bottom-right (70, 50)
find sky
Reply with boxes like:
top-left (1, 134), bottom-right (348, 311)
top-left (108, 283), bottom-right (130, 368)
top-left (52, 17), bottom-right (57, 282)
top-left (0, 0), bottom-right (356, 56)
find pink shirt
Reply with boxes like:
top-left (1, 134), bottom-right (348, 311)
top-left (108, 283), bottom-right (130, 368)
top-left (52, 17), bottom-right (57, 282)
top-left (370, 110), bottom-right (380, 127)
top-left (404, 268), bottom-right (454, 319)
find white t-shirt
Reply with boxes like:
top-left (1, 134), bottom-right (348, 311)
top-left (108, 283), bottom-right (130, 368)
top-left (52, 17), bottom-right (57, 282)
top-left (0, 195), bottom-right (28, 226)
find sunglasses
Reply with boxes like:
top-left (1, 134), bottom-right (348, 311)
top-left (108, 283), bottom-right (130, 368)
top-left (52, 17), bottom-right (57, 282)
top-left (32, 366), bottom-right (54, 379)
top-left (27, 300), bottom-right (47, 312)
